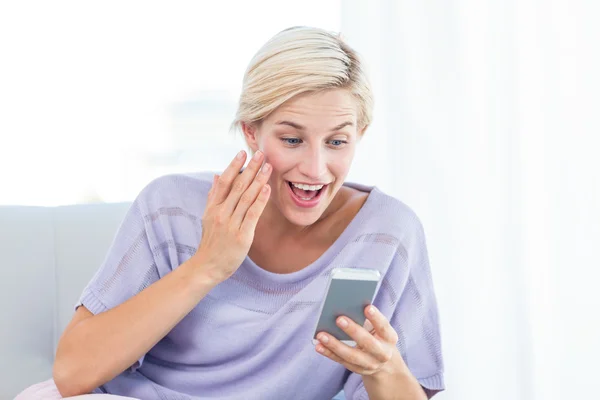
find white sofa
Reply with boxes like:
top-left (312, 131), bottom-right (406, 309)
top-left (0, 202), bottom-right (347, 400)
top-left (0, 202), bottom-right (131, 399)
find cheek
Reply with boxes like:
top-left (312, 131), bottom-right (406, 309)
top-left (331, 153), bottom-right (354, 176)
top-left (261, 144), bottom-right (289, 174)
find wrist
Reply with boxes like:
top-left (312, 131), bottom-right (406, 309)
top-left (376, 350), bottom-right (409, 379)
top-left (364, 351), bottom-right (411, 387)
top-left (179, 257), bottom-right (222, 293)
top-left (363, 352), bottom-right (426, 400)
top-left (190, 250), bottom-right (232, 283)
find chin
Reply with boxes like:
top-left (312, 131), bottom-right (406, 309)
top-left (282, 210), bottom-right (323, 227)
top-left (275, 180), bottom-right (336, 227)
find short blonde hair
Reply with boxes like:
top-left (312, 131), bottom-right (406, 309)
top-left (231, 26), bottom-right (373, 133)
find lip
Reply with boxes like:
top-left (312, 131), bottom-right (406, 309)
top-left (286, 181), bottom-right (328, 208)
top-left (288, 181), bottom-right (329, 186)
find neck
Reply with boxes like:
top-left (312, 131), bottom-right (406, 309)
top-left (256, 186), bottom-right (349, 242)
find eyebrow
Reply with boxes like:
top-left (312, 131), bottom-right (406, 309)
top-left (276, 120), bottom-right (354, 131)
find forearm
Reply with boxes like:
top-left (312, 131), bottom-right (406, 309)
top-left (362, 352), bottom-right (427, 400)
top-left (54, 258), bottom-right (217, 396)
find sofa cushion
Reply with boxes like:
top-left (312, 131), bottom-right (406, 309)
top-left (53, 202), bottom-right (130, 338)
top-left (0, 202), bottom-right (130, 399)
top-left (0, 206), bottom-right (56, 399)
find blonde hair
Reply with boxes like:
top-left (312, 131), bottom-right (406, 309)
top-left (231, 26), bottom-right (373, 133)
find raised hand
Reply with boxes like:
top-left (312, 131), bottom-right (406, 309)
top-left (192, 150), bottom-right (272, 284)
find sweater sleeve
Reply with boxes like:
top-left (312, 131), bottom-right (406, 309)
top-left (74, 178), bottom-right (177, 372)
top-left (344, 219), bottom-right (445, 399)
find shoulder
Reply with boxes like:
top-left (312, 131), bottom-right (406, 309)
top-left (341, 185), bottom-right (431, 302)
top-left (350, 183), bottom-right (426, 241)
top-left (340, 183), bottom-right (428, 271)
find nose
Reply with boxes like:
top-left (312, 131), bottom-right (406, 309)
top-left (298, 147), bottom-right (327, 182)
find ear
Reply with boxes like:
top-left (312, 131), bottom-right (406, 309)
top-left (241, 122), bottom-right (260, 153)
top-left (358, 124), bottom-right (369, 139)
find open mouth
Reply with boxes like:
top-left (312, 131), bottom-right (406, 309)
top-left (286, 181), bottom-right (328, 207)
top-left (287, 181), bottom-right (324, 199)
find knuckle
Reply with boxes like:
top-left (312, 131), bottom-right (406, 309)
top-left (362, 360), bottom-right (374, 371)
top-left (214, 211), bottom-right (227, 225)
top-left (232, 179), bottom-right (245, 193)
top-left (384, 349), bottom-right (393, 363)
top-left (235, 231), bottom-right (249, 244)
top-left (218, 177), bottom-right (231, 188)
top-left (367, 361), bottom-right (379, 372)
top-left (375, 349), bottom-right (391, 363)
top-left (347, 353), bottom-right (359, 365)
top-left (245, 208), bottom-right (258, 220)
top-left (258, 170), bottom-right (270, 182)
top-left (260, 185), bottom-right (271, 199)
top-left (240, 192), bottom-right (253, 205)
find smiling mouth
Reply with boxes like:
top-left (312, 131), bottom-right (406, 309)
top-left (286, 181), bottom-right (327, 201)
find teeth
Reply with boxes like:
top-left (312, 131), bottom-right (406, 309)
top-left (291, 182), bottom-right (324, 191)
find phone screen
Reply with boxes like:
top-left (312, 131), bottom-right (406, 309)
top-left (313, 277), bottom-right (379, 342)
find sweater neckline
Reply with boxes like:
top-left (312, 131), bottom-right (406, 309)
top-left (240, 182), bottom-right (380, 285)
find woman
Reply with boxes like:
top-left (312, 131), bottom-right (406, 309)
top-left (17, 26), bottom-right (444, 400)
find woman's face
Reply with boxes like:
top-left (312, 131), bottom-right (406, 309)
top-left (243, 89), bottom-right (362, 227)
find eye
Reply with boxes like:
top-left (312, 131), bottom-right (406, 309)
top-left (329, 140), bottom-right (348, 147)
top-left (281, 138), bottom-right (302, 146)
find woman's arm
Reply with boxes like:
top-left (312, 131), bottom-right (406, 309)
top-left (362, 351), bottom-right (427, 400)
top-left (53, 259), bottom-right (217, 397)
top-left (54, 150), bottom-right (272, 397)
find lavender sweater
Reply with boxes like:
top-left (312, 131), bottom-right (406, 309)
top-left (78, 172), bottom-right (445, 399)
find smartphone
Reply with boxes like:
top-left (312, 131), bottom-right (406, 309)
top-left (312, 267), bottom-right (381, 346)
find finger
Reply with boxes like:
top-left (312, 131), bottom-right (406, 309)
top-left (338, 316), bottom-right (384, 353)
top-left (315, 332), bottom-right (380, 371)
top-left (211, 150), bottom-right (248, 205)
top-left (207, 174), bottom-right (220, 203)
top-left (239, 183), bottom-right (270, 236)
top-left (230, 163), bottom-right (272, 228)
top-left (315, 343), bottom-right (363, 374)
top-left (221, 150), bottom-right (265, 216)
top-left (334, 316), bottom-right (391, 364)
top-left (363, 318), bottom-right (375, 334)
top-left (365, 305), bottom-right (399, 344)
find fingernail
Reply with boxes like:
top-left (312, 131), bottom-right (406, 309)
top-left (236, 150), bottom-right (245, 159)
top-left (368, 306), bottom-right (375, 315)
top-left (253, 151), bottom-right (262, 160)
top-left (338, 318), bottom-right (348, 328)
top-left (262, 163), bottom-right (271, 174)
top-left (319, 334), bottom-right (329, 343)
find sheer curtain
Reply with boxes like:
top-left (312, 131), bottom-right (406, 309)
top-left (0, 1), bottom-right (342, 206)
top-left (341, 1), bottom-right (599, 399)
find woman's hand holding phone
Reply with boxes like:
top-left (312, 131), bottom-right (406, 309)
top-left (314, 304), bottom-right (403, 377)
top-left (312, 268), bottom-right (405, 378)
top-left (192, 150), bottom-right (272, 285)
